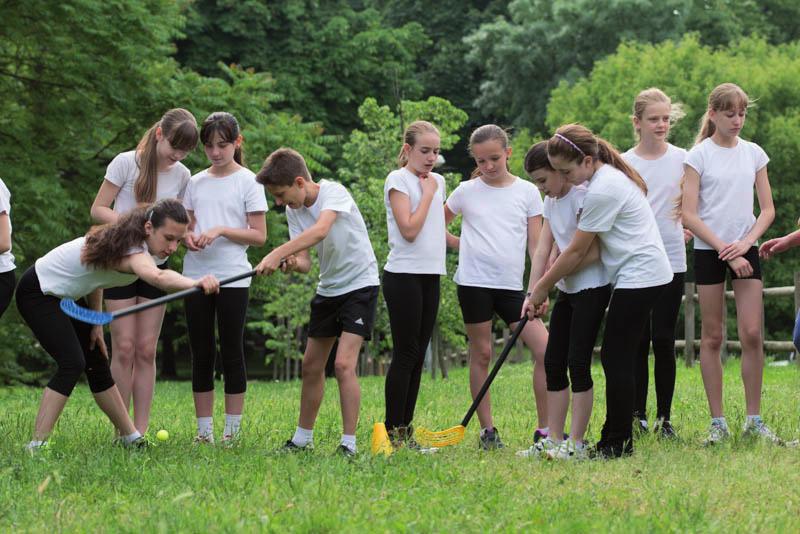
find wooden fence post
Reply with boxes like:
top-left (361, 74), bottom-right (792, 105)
top-left (684, 281), bottom-right (695, 366)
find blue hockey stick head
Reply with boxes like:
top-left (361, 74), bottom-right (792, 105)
top-left (59, 299), bottom-right (114, 326)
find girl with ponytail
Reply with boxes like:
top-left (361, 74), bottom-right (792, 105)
top-left (681, 83), bottom-right (780, 445)
top-left (527, 123), bottom-right (672, 458)
top-left (90, 108), bottom-right (198, 435)
top-left (17, 199), bottom-right (219, 451)
top-left (183, 111), bottom-right (268, 444)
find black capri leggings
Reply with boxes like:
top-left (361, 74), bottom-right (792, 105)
top-left (544, 284), bottom-right (612, 394)
top-left (0, 269), bottom-right (15, 318)
top-left (634, 272), bottom-right (684, 421)
top-left (596, 283), bottom-right (667, 457)
top-left (186, 287), bottom-right (249, 394)
top-left (382, 271), bottom-right (440, 430)
top-left (15, 267), bottom-right (115, 396)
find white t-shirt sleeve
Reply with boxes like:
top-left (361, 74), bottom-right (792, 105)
top-left (176, 168), bottom-right (191, 200)
top-left (245, 179), bottom-right (268, 213)
top-left (754, 143), bottom-right (769, 172)
top-left (385, 173), bottom-right (411, 197)
top-left (684, 145), bottom-right (705, 175)
top-left (320, 183), bottom-right (354, 213)
top-left (445, 183), bottom-right (464, 214)
top-left (0, 184), bottom-right (9, 214)
top-left (527, 186), bottom-right (544, 218)
top-left (183, 178), bottom-right (196, 211)
top-left (286, 210), bottom-right (303, 240)
top-left (104, 153), bottom-right (133, 188)
top-left (578, 192), bottom-right (622, 233)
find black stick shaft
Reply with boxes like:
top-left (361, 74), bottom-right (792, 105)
top-left (460, 316), bottom-right (529, 427)
top-left (111, 270), bottom-right (257, 319)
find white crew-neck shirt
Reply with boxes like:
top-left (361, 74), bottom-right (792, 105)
top-left (35, 237), bottom-right (143, 299)
top-left (543, 185), bottom-right (609, 293)
top-left (182, 167), bottom-right (268, 288)
top-left (684, 137), bottom-right (769, 250)
top-left (446, 175), bottom-right (543, 291)
top-left (577, 164), bottom-right (672, 289)
top-left (622, 143), bottom-right (687, 273)
top-left (383, 167), bottom-right (446, 275)
top-left (0, 178), bottom-right (15, 273)
top-left (104, 150), bottom-right (191, 214)
top-left (286, 180), bottom-right (379, 297)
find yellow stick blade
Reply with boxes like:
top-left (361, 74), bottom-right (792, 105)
top-left (414, 425), bottom-right (466, 448)
top-left (370, 422), bottom-right (394, 456)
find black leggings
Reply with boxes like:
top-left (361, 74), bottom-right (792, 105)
top-left (634, 272), bottom-right (684, 421)
top-left (15, 267), bottom-right (115, 396)
top-left (382, 271), bottom-right (440, 430)
top-left (186, 287), bottom-right (249, 394)
top-left (544, 285), bottom-right (612, 393)
top-left (0, 269), bottom-right (15, 318)
top-left (597, 283), bottom-right (667, 456)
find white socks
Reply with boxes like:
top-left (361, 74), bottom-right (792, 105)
top-left (224, 414), bottom-right (242, 438)
top-left (292, 426), bottom-right (314, 447)
top-left (197, 416), bottom-right (214, 438)
top-left (341, 434), bottom-right (357, 453)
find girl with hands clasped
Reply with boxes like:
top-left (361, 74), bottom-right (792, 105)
top-left (183, 112), bottom-right (268, 445)
top-left (680, 83), bottom-right (781, 445)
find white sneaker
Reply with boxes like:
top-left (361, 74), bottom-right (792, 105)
top-left (547, 439), bottom-right (590, 461)
top-left (193, 434), bottom-right (215, 445)
top-left (702, 420), bottom-right (730, 446)
top-left (742, 419), bottom-right (783, 445)
top-left (516, 437), bottom-right (556, 458)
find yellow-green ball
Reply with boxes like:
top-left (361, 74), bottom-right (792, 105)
top-left (156, 429), bottom-right (169, 442)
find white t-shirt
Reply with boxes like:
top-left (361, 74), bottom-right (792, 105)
top-left (35, 237), bottom-right (142, 300)
top-left (684, 137), bottom-right (769, 250)
top-left (543, 185), bottom-right (609, 293)
top-left (182, 168), bottom-right (268, 288)
top-left (0, 178), bottom-right (14, 273)
top-left (622, 144), bottom-right (687, 273)
top-left (286, 180), bottom-right (379, 297)
top-left (383, 168), bottom-right (446, 275)
top-left (578, 164), bottom-right (672, 289)
top-left (104, 151), bottom-right (191, 214)
top-left (446, 176), bottom-right (543, 291)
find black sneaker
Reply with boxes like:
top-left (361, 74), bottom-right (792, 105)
top-left (653, 419), bottom-right (678, 440)
top-left (478, 427), bottom-right (505, 450)
top-left (281, 439), bottom-right (312, 452)
top-left (337, 444), bottom-right (356, 458)
top-left (533, 429), bottom-right (569, 443)
top-left (589, 439), bottom-right (633, 459)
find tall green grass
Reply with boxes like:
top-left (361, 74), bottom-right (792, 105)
top-left (1, 359), bottom-right (798, 532)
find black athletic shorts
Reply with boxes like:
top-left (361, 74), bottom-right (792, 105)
top-left (308, 285), bottom-right (379, 340)
top-left (694, 246), bottom-right (761, 285)
top-left (104, 261), bottom-right (168, 300)
top-left (456, 285), bottom-right (525, 325)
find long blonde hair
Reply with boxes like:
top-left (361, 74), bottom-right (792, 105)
top-left (547, 124), bottom-right (647, 194)
top-left (694, 83), bottom-right (750, 145)
top-left (134, 109), bottom-right (198, 203)
top-left (397, 121), bottom-right (440, 166)
top-left (632, 87), bottom-right (685, 140)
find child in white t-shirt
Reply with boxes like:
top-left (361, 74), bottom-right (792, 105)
top-left (255, 148), bottom-right (379, 457)
top-left (622, 88), bottom-right (689, 439)
top-left (680, 83), bottom-right (780, 445)
top-left (445, 124), bottom-right (549, 451)
top-left (518, 142), bottom-right (610, 461)
top-left (529, 123), bottom-right (672, 459)
top-left (0, 177), bottom-right (15, 320)
top-left (89, 108), bottom-right (198, 434)
top-left (183, 112), bottom-right (267, 445)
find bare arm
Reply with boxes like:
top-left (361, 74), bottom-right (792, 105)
top-left (444, 204), bottom-right (460, 249)
top-left (256, 210), bottom-right (338, 275)
top-left (388, 178), bottom-right (437, 242)
top-left (90, 180), bottom-right (122, 224)
top-left (719, 166), bottom-right (774, 260)
top-left (120, 253), bottom-right (219, 293)
top-left (531, 230), bottom-right (596, 304)
top-left (0, 213), bottom-right (10, 254)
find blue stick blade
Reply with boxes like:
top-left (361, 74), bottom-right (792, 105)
top-left (59, 299), bottom-right (114, 326)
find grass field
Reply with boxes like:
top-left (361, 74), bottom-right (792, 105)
top-left (1, 359), bottom-right (799, 533)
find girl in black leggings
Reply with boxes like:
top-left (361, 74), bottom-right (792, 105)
top-left (17, 199), bottom-right (218, 451)
top-left (529, 124), bottom-right (672, 458)
top-left (382, 120), bottom-right (447, 451)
